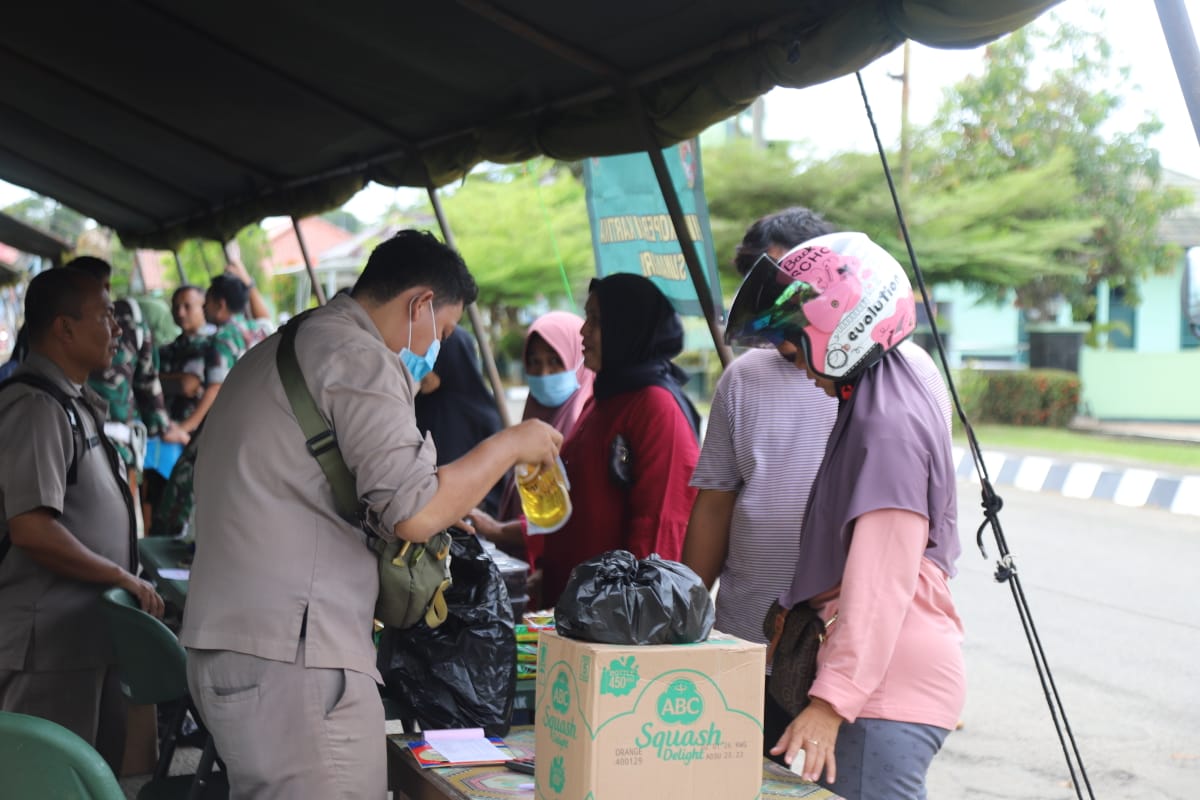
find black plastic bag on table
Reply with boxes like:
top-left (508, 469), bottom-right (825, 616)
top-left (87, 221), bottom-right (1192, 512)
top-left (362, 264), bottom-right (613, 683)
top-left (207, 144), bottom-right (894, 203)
top-left (555, 550), bottom-right (715, 645)
top-left (378, 529), bottom-right (516, 737)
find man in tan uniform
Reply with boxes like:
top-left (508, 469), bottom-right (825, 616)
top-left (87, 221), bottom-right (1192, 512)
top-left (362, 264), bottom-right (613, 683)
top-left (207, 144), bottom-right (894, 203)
top-left (0, 268), bottom-right (164, 770)
top-left (180, 230), bottom-right (561, 799)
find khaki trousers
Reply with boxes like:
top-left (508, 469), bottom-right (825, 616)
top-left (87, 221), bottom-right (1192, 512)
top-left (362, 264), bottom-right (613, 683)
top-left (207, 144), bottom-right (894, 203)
top-left (0, 665), bottom-right (127, 772)
top-left (187, 643), bottom-right (385, 800)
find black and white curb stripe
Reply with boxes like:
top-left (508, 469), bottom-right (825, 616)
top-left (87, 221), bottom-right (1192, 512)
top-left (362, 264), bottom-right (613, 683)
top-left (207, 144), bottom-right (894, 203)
top-left (952, 447), bottom-right (1200, 517)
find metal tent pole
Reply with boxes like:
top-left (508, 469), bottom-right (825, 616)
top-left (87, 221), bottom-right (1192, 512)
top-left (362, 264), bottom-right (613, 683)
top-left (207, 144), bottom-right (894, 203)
top-left (171, 250), bottom-right (188, 285)
top-left (197, 243), bottom-right (214, 277)
top-left (291, 216), bottom-right (327, 306)
top-left (427, 187), bottom-right (513, 427)
top-left (1156, 0), bottom-right (1200, 149)
top-left (628, 94), bottom-right (733, 367)
top-left (130, 250), bottom-right (147, 295)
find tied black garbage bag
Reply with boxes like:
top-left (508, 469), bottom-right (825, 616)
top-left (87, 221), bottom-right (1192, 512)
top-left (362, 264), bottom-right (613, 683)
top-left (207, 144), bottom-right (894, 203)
top-left (378, 530), bottom-right (516, 737)
top-left (555, 550), bottom-right (715, 645)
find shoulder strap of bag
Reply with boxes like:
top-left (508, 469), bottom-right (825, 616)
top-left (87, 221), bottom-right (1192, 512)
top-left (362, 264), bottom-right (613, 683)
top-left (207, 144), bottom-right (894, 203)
top-left (0, 373), bottom-right (82, 485)
top-left (0, 374), bottom-right (84, 567)
top-left (275, 315), bottom-right (366, 528)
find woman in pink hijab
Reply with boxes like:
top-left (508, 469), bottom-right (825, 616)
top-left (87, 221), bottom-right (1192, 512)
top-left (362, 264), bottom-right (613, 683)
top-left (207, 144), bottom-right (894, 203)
top-left (469, 311), bottom-right (594, 603)
top-left (516, 311), bottom-right (594, 440)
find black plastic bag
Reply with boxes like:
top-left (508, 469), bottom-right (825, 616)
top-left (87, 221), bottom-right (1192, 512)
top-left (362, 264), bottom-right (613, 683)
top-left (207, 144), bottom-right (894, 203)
top-left (378, 530), bottom-right (516, 736)
top-left (555, 550), bottom-right (715, 645)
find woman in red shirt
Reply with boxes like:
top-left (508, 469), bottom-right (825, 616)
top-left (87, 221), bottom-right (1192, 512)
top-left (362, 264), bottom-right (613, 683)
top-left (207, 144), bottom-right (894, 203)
top-left (536, 274), bottom-right (701, 609)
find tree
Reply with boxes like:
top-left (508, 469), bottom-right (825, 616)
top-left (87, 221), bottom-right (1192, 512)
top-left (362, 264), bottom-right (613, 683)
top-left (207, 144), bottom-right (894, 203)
top-left (703, 140), bottom-right (813, 295)
top-left (2, 196), bottom-right (87, 244)
top-left (437, 160), bottom-right (595, 310)
top-left (921, 11), bottom-right (1191, 318)
top-left (322, 209), bottom-right (363, 234)
top-left (146, 224), bottom-right (272, 298)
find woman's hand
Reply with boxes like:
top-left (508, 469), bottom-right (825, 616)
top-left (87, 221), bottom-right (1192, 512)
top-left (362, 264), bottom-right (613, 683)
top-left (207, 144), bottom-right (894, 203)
top-left (526, 568), bottom-right (543, 609)
top-left (466, 508), bottom-right (503, 540)
top-left (770, 697), bottom-right (844, 784)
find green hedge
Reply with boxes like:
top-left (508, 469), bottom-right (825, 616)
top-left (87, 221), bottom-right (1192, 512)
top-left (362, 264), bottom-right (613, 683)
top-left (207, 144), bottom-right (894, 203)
top-left (951, 368), bottom-right (1080, 427)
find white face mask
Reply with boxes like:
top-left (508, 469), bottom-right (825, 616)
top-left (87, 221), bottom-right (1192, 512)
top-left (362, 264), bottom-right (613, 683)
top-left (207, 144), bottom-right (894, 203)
top-left (399, 299), bottom-right (440, 381)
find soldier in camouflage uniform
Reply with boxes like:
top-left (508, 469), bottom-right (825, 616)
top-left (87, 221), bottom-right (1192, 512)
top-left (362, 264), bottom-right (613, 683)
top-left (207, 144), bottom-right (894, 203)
top-left (67, 258), bottom-right (188, 470)
top-left (159, 286), bottom-right (209, 425)
top-left (145, 285), bottom-right (210, 524)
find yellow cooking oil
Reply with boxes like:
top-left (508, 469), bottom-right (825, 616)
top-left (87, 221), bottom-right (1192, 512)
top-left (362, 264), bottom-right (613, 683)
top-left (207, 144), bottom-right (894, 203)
top-left (515, 459), bottom-right (571, 531)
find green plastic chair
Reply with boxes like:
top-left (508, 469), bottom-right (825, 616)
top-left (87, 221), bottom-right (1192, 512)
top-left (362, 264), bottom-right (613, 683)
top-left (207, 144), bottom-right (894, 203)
top-left (100, 587), bottom-right (227, 800)
top-left (0, 710), bottom-right (125, 800)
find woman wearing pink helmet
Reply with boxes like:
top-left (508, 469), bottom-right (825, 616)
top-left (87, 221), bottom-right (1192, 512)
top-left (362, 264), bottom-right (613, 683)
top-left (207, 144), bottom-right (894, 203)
top-left (726, 232), bottom-right (964, 799)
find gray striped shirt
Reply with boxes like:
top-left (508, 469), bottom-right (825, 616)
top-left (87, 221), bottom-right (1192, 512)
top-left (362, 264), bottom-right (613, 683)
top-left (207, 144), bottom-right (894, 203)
top-left (690, 343), bottom-right (951, 648)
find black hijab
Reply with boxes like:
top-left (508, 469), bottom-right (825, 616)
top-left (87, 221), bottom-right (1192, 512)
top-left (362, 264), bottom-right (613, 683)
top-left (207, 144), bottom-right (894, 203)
top-left (414, 327), bottom-right (505, 510)
top-left (589, 274), bottom-right (701, 437)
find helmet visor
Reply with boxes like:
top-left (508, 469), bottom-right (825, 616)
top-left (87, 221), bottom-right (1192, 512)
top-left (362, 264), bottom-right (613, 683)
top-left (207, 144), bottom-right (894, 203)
top-left (724, 253), bottom-right (820, 348)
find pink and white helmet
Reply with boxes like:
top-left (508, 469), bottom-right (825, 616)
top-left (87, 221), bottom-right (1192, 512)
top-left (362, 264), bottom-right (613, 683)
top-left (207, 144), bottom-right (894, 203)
top-left (724, 232), bottom-right (917, 381)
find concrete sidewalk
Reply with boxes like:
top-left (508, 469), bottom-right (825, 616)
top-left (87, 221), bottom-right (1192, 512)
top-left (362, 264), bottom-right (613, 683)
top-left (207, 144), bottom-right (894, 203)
top-left (951, 418), bottom-right (1200, 517)
top-left (1069, 417), bottom-right (1200, 444)
top-left (952, 436), bottom-right (1200, 518)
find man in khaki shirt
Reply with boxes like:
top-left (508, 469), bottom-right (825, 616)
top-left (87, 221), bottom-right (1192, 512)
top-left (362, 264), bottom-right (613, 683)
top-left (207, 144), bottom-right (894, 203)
top-left (180, 230), bottom-right (561, 799)
top-left (0, 268), bottom-right (164, 771)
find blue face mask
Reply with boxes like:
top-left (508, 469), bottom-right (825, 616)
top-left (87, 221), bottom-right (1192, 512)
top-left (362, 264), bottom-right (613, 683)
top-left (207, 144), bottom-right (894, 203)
top-left (399, 300), bottom-right (441, 382)
top-left (526, 369), bottom-right (580, 408)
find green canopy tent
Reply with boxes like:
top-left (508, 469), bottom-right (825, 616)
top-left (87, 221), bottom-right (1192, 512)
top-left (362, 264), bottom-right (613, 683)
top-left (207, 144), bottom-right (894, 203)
top-left (0, 0), bottom-right (1061, 403)
top-left (0, 1), bottom-right (1060, 247)
top-left (0, 211), bottom-right (70, 289)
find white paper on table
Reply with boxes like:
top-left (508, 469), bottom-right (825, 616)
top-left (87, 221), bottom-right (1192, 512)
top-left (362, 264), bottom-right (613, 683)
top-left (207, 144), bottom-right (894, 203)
top-left (157, 568), bottom-right (190, 581)
top-left (424, 728), bottom-right (506, 763)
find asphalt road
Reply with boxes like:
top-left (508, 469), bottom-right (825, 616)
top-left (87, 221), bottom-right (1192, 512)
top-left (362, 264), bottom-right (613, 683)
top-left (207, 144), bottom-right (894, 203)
top-left (926, 484), bottom-right (1200, 799)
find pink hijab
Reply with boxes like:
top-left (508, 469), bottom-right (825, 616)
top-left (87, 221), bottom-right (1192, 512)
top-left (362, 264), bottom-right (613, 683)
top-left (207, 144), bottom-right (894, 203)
top-left (519, 311), bottom-right (594, 435)
top-left (499, 311), bottom-right (595, 523)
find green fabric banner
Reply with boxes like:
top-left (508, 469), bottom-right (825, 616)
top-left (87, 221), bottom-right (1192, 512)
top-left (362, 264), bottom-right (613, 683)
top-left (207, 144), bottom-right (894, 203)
top-left (582, 141), bottom-right (722, 317)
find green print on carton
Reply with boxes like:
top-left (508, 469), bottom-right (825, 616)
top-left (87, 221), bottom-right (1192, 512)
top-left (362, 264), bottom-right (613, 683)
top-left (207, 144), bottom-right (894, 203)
top-left (549, 755), bottom-right (566, 793)
top-left (600, 656), bottom-right (640, 697)
top-left (658, 678), bottom-right (703, 724)
top-left (632, 678), bottom-right (722, 765)
top-left (551, 670), bottom-right (571, 715)
top-left (543, 669), bottom-right (578, 748)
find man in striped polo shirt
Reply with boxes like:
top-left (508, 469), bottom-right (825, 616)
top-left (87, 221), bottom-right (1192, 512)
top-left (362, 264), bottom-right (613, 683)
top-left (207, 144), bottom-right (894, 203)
top-left (683, 207), bottom-right (839, 759)
top-left (682, 207), bottom-right (952, 760)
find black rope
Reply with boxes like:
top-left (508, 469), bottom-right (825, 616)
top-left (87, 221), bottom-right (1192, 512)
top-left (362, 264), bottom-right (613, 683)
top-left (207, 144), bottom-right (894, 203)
top-left (853, 70), bottom-right (1097, 800)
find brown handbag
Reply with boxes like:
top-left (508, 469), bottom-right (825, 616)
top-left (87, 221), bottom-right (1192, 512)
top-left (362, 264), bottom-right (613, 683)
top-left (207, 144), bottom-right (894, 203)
top-left (763, 599), bottom-right (837, 716)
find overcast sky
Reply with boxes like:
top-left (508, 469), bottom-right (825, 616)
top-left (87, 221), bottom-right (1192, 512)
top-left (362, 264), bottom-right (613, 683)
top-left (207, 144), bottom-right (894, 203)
top-left (2, 0), bottom-right (1197, 226)
top-left (762, 0), bottom-right (1200, 172)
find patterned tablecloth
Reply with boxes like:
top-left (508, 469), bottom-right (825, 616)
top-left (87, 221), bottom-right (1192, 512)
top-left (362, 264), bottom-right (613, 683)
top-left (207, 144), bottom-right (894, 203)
top-left (387, 726), bottom-right (841, 800)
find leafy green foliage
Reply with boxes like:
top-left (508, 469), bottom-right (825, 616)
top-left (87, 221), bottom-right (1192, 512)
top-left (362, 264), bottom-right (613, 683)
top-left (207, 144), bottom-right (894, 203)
top-left (144, 224), bottom-right (271, 296)
top-left (434, 161), bottom-right (595, 310)
top-left (922, 13), bottom-right (1191, 316)
top-left (321, 209), bottom-right (363, 234)
top-left (974, 368), bottom-right (1081, 427)
top-left (3, 196), bottom-right (87, 243)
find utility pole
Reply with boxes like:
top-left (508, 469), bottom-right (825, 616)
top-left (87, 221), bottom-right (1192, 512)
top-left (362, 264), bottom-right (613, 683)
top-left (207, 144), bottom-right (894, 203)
top-left (750, 96), bottom-right (766, 150)
top-left (887, 41), bottom-right (913, 191)
top-left (900, 41), bottom-right (912, 190)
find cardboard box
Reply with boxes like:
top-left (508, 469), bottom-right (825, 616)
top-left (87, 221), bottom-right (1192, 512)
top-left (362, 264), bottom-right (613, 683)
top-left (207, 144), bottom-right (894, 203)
top-left (535, 630), bottom-right (765, 800)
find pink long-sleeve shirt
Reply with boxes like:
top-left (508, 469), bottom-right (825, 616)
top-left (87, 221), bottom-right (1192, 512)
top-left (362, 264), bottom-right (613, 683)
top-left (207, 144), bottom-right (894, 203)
top-left (808, 508), bottom-right (966, 730)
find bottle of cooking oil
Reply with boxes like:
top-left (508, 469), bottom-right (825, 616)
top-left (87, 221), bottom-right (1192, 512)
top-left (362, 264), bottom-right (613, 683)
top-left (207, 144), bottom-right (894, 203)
top-left (515, 457), bottom-right (572, 533)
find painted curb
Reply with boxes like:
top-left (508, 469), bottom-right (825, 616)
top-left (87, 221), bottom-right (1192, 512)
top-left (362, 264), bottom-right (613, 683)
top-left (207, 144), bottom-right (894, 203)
top-left (952, 447), bottom-right (1200, 517)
